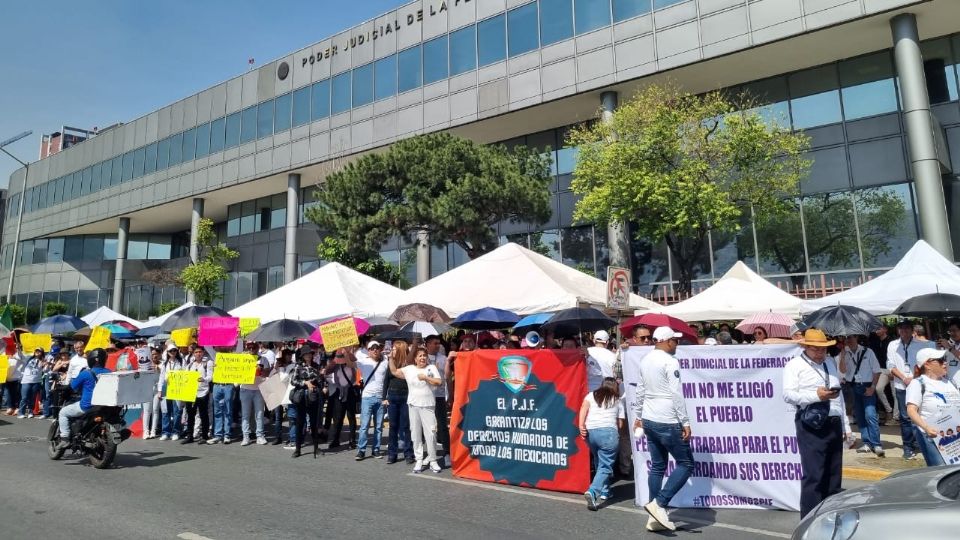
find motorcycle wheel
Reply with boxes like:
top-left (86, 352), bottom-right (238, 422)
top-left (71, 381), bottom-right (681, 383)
top-left (47, 422), bottom-right (65, 460)
top-left (87, 428), bottom-right (118, 469)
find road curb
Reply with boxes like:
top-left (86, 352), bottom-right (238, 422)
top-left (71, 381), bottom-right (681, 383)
top-left (842, 467), bottom-right (891, 481)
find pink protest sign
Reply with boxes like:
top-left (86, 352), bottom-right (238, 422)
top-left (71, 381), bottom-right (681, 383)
top-left (198, 317), bottom-right (239, 347)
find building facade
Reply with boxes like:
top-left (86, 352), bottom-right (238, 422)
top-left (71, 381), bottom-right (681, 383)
top-left (4, 0), bottom-right (960, 322)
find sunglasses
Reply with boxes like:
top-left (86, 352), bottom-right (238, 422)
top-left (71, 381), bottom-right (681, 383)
top-left (335, 353), bottom-right (345, 358)
top-left (637, 336), bottom-right (652, 342)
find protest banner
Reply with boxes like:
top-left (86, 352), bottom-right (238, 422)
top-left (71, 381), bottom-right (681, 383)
top-left (165, 370), bottom-right (201, 402)
top-left (927, 402), bottom-right (960, 465)
top-left (259, 372), bottom-right (292, 410)
top-left (85, 326), bottom-right (112, 352)
top-left (318, 317), bottom-right (359, 351)
top-left (171, 328), bottom-right (194, 347)
top-left (450, 349), bottom-right (589, 494)
top-left (0, 354), bottom-right (7, 383)
top-left (623, 345), bottom-right (801, 511)
top-left (239, 318), bottom-right (261, 337)
top-left (20, 333), bottom-right (53, 352)
top-left (212, 353), bottom-right (258, 384)
top-left (198, 317), bottom-right (239, 347)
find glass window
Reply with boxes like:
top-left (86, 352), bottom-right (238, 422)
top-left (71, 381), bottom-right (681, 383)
top-left (147, 235), bottom-right (172, 260)
top-left (91, 163), bottom-right (102, 192)
top-left (143, 143), bottom-right (157, 175)
top-left (71, 172), bottom-right (82, 198)
top-left (332, 72), bottom-right (352, 114)
top-left (225, 112), bottom-right (241, 149)
top-left (560, 226), bottom-right (595, 274)
top-left (80, 167), bottom-right (92, 196)
top-left (240, 106), bottom-right (257, 144)
top-left (478, 15), bottom-right (506, 67)
top-left (240, 200), bottom-right (256, 235)
top-left (121, 152), bottom-right (134, 181)
top-left (375, 55), bottom-right (397, 100)
top-left (740, 76), bottom-right (791, 128)
top-left (840, 53), bottom-right (898, 120)
top-left (353, 63), bottom-right (374, 107)
top-left (449, 25), bottom-right (477, 76)
top-left (133, 148), bottom-right (145, 178)
top-left (82, 236), bottom-right (103, 262)
top-left (33, 239), bottom-right (48, 264)
top-left (63, 237), bottom-right (83, 261)
top-left (613, 0), bottom-right (650, 22)
top-left (508, 3), bottom-right (539, 57)
top-left (574, 0), bottom-right (611, 35)
top-left (270, 193), bottom-right (286, 229)
top-left (530, 230), bottom-right (561, 261)
top-left (311, 79), bottom-right (330, 120)
top-left (103, 236), bottom-right (118, 260)
top-left (157, 137), bottom-right (170, 169)
top-left (257, 99), bottom-right (274, 139)
top-left (181, 127), bottom-right (197, 162)
top-left (18, 240), bottom-right (33, 265)
top-left (540, 0), bottom-right (574, 46)
top-left (274, 93), bottom-right (292, 132)
top-left (127, 236), bottom-right (149, 260)
top-left (922, 38), bottom-right (958, 104)
top-left (52, 178), bottom-right (62, 205)
top-left (209, 117), bottom-right (226, 154)
top-left (789, 65), bottom-right (842, 129)
top-left (255, 196), bottom-right (270, 230)
top-left (855, 183), bottom-right (916, 268)
top-left (195, 122), bottom-right (211, 158)
top-left (111, 156), bottom-right (122, 186)
top-left (398, 45), bottom-right (422, 92)
top-left (803, 191), bottom-right (860, 272)
top-left (292, 86), bottom-right (311, 126)
top-left (423, 36), bottom-right (449, 84)
top-left (168, 132), bottom-right (183, 166)
top-left (227, 204), bottom-right (241, 237)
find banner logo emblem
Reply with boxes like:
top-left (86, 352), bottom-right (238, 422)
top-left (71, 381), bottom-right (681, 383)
top-left (497, 355), bottom-right (533, 394)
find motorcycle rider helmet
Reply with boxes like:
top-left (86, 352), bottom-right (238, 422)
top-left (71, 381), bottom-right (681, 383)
top-left (86, 348), bottom-right (108, 368)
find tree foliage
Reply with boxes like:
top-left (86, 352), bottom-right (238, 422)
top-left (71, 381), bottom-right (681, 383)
top-left (568, 83), bottom-right (811, 295)
top-left (43, 302), bottom-right (68, 317)
top-left (306, 133), bottom-right (553, 260)
top-left (0, 304), bottom-right (27, 326)
top-left (179, 218), bottom-right (238, 305)
top-left (316, 237), bottom-right (407, 287)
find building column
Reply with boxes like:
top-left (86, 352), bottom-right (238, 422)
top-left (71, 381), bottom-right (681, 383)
top-left (416, 231), bottom-right (431, 284)
top-left (285, 173), bottom-right (300, 284)
top-left (186, 198), bottom-right (204, 304)
top-left (601, 90), bottom-right (631, 269)
top-left (111, 217), bottom-right (130, 312)
top-left (891, 14), bottom-right (955, 259)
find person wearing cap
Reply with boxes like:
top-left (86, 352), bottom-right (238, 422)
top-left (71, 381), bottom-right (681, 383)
top-left (633, 326), bottom-right (694, 532)
top-left (840, 335), bottom-right (884, 457)
top-left (355, 340), bottom-right (388, 460)
top-left (905, 348), bottom-right (960, 467)
top-left (783, 329), bottom-right (852, 518)
top-left (888, 321), bottom-right (935, 460)
top-left (586, 331), bottom-right (617, 392)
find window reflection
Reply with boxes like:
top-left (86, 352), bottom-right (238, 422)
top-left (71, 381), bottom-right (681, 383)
top-left (478, 14), bottom-right (506, 67)
top-left (375, 55), bottom-right (398, 100)
top-left (789, 66), bottom-right (842, 129)
top-left (332, 72), bottom-right (352, 114)
top-left (802, 191), bottom-right (861, 272)
top-left (274, 93), bottom-right (292, 132)
top-left (292, 86), bottom-right (310, 127)
top-left (507, 3), bottom-right (538, 57)
top-left (614, 0), bottom-right (650, 22)
top-left (921, 38), bottom-right (958, 104)
top-left (399, 45), bottom-right (422, 92)
top-left (312, 79), bottom-right (331, 120)
top-left (257, 98), bottom-right (276, 139)
top-left (540, 0), bottom-right (574, 46)
top-left (239, 106), bottom-right (257, 144)
top-left (353, 63), bottom-right (374, 107)
top-left (423, 36), bottom-right (449, 84)
top-left (449, 25), bottom-right (477, 76)
top-left (561, 226), bottom-right (595, 276)
top-left (574, 0), bottom-right (611, 35)
top-left (854, 184), bottom-right (915, 268)
top-left (195, 123), bottom-right (211, 158)
top-left (839, 53), bottom-right (898, 120)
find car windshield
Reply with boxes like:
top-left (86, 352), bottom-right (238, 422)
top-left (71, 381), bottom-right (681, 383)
top-left (937, 469), bottom-right (960, 500)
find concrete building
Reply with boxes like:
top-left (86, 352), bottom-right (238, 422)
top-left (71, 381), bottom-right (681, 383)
top-left (4, 0), bottom-right (960, 321)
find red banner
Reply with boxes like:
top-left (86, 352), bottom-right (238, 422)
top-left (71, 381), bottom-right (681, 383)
top-left (450, 349), bottom-right (589, 494)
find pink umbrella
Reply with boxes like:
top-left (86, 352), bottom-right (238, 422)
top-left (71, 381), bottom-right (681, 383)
top-left (309, 316), bottom-right (371, 344)
top-left (736, 312), bottom-right (795, 338)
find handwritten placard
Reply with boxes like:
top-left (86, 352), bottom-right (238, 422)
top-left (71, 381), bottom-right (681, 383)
top-left (319, 318), bottom-right (359, 351)
top-left (0, 354), bottom-right (7, 383)
top-left (20, 333), bottom-right (53, 353)
top-left (198, 317), bottom-right (239, 347)
top-left (212, 353), bottom-right (258, 385)
top-left (165, 370), bottom-right (201, 402)
top-left (85, 327), bottom-right (112, 352)
top-left (239, 318), bottom-right (261, 337)
top-left (171, 328), bottom-right (194, 348)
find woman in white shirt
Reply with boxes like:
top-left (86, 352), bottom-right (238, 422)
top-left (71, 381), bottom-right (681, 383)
top-left (17, 348), bottom-right (45, 418)
top-left (391, 346), bottom-right (443, 473)
top-left (578, 377), bottom-right (624, 510)
top-left (906, 348), bottom-right (960, 467)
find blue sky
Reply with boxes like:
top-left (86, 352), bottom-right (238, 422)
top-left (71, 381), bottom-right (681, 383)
top-left (0, 0), bottom-right (403, 188)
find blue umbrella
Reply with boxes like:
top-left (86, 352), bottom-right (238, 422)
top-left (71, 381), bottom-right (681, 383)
top-left (31, 314), bottom-right (87, 335)
top-left (101, 323), bottom-right (135, 339)
top-left (512, 312), bottom-right (555, 333)
top-left (451, 307), bottom-right (520, 330)
top-left (136, 326), bottom-right (161, 338)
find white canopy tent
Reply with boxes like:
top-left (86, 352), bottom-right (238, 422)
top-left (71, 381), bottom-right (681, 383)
top-left (659, 261), bottom-right (803, 321)
top-left (800, 240), bottom-right (960, 315)
top-left (81, 306), bottom-right (142, 327)
top-left (142, 301), bottom-right (195, 329)
top-left (398, 242), bottom-right (661, 317)
top-left (230, 262), bottom-right (403, 323)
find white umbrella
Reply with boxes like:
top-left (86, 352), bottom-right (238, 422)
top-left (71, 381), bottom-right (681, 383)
top-left (399, 321), bottom-right (452, 337)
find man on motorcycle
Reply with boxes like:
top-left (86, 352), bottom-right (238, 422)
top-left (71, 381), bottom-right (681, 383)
top-left (55, 348), bottom-right (112, 451)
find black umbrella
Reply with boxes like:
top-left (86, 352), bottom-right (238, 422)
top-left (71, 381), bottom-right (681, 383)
top-left (378, 330), bottom-right (420, 343)
top-left (136, 326), bottom-right (161, 338)
top-left (159, 305), bottom-right (231, 332)
top-left (32, 315), bottom-right (87, 335)
top-left (451, 307), bottom-right (521, 330)
top-left (894, 293), bottom-right (960, 318)
top-left (801, 305), bottom-right (882, 337)
top-left (539, 307), bottom-right (616, 336)
top-left (365, 316), bottom-right (399, 335)
top-left (246, 319), bottom-right (316, 342)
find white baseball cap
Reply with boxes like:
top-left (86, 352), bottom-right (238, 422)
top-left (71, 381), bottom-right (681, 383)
top-left (704, 337), bottom-right (718, 346)
top-left (653, 326), bottom-right (683, 342)
top-left (916, 348), bottom-right (947, 369)
top-left (593, 330), bottom-right (610, 343)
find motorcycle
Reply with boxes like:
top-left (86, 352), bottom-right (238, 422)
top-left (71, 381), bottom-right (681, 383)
top-left (47, 404), bottom-right (132, 469)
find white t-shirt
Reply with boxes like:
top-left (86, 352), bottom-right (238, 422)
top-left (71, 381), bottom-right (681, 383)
top-left (401, 364), bottom-right (440, 407)
top-left (586, 346), bottom-right (617, 391)
top-left (67, 353), bottom-right (88, 382)
top-left (584, 392), bottom-right (625, 430)
top-left (356, 350), bottom-right (388, 399)
top-left (888, 338), bottom-right (935, 391)
top-left (905, 376), bottom-right (960, 424)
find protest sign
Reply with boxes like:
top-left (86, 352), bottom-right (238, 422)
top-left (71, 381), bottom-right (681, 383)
top-left (927, 402), bottom-right (960, 465)
top-left (0, 354), bottom-right (7, 383)
top-left (165, 370), bottom-right (201, 402)
top-left (450, 349), bottom-right (589, 494)
top-left (212, 353), bottom-right (258, 384)
top-left (85, 327), bottom-right (112, 352)
top-left (319, 318), bottom-right (359, 351)
top-left (259, 372), bottom-right (292, 410)
top-left (623, 345), bottom-right (802, 511)
top-left (198, 317), bottom-right (239, 347)
top-left (171, 328), bottom-right (194, 347)
top-left (20, 333), bottom-right (53, 352)
top-left (239, 318), bottom-right (261, 337)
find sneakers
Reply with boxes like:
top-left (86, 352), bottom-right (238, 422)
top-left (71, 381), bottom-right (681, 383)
top-left (142, 431), bottom-right (150, 440)
top-left (372, 450), bottom-right (382, 459)
top-left (646, 517), bottom-right (666, 531)
top-left (241, 437), bottom-right (252, 446)
top-left (38, 415), bottom-right (48, 419)
top-left (386, 456), bottom-right (398, 464)
top-left (283, 443), bottom-right (296, 450)
top-left (159, 434), bottom-right (170, 441)
top-left (405, 456), bottom-right (416, 464)
top-left (873, 446), bottom-right (886, 457)
top-left (207, 438), bottom-right (221, 445)
top-left (27, 413), bottom-right (34, 419)
top-left (903, 450), bottom-right (917, 460)
top-left (856, 444), bottom-right (871, 453)
top-left (429, 461), bottom-right (442, 473)
top-left (583, 491), bottom-right (599, 511)
top-left (55, 439), bottom-right (70, 452)
top-left (145, 431), bottom-right (156, 440)
top-left (355, 451), bottom-right (366, 461)
top-left (599, 493), bottom-right (609, 501)
top-left (413, 460), bottom-right (424, 473)
top-left (171, 434), bottom-right (179, 441)
top-left (643, 500), bottom-right (676, 531)
top-left (256, 436), bottom-right (268, 445)
top-left (222, 437), bottom-right (232, 445)
top-left (16, 414), bottom-right (26, 419)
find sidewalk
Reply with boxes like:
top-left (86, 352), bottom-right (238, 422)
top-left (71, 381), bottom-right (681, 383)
top-left (842, 422), bottom-right (926, 481)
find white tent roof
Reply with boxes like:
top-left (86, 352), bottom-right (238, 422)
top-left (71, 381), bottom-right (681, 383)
top-left (398, 242), bottom-right (661, 317)
top-left (142, 301), bottom-right (195, 329)
top-left (230, 262), bottom-right (403, 323)
top-left (801, 240), bottom-right (960, 315)
top-left (81, 306), bottom-right (142, 327)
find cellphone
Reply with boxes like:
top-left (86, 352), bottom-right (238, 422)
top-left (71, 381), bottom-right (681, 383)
top-left (829, 386), bottom-right (841, 392)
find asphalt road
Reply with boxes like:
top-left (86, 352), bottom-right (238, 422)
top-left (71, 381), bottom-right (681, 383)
top-left (0, 416), bottom-right (864, 540)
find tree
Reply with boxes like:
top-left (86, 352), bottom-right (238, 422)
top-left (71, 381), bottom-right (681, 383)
top-left (316, 237), bottom-right (402, 287)
top-left (43, 302), bottom-right (68, 317)
top-left (0, 304), bottom-right (27, 326)
top-left (179, 218), bottom-right (238, 305)
top-left (152, 302), bottom-right (181, 318)
top-left (141, 267), bottom-right (182, 289)
top-left (306, 133), bottom-right (553, 260)
top-left (568, 83), bottom-right (811, 295)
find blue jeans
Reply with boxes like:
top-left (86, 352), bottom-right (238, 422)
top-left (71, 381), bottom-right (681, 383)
top-left (239, 388), bottom-right (265, 438)
top-left (272, 406), bottom-right (284, 440)
top-left (587, 427), bottom-right (619, 498)
top-left (18, 382), bottom-right (41, 415)
top-left (161, 399), bottom-right (181, 437)
top-left (895, 389), bottom-right (917, 454)
top-left (852, 383), bottom-right (880, 447)
top-left (58, 401), bottom-right (86, 438)
top-left (212, 384), bottom-right (234, 439)
top-left (41, 377), bottom-right (53, 416)
top-left (357, 396), bottom-right (385, 453)
top-left (386, 393), bottom-right (412, 459)
top-left (644, 419), bottom-right (695, 507)
top-left (915, 427), bottom-right (946, 467)
top-left (286, 404), bottom-right (298, 444)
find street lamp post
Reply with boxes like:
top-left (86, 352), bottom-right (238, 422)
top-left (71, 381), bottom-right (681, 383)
top-left (0, 130), bottom-right (34, 305)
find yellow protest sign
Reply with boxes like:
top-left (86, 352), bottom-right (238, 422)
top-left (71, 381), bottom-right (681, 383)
top-left (20, 333), bottom-right (53, 352)
top-left (239, 318), bottom-right (261, 337)
top-left (165, 370), bottom-right (200, 402)
top-left (171, 328), bottom-right (194, 348)
top-left (319, 317), bottom-right (359, 351)
top-left (212, 353), bottom-right (258, 384)
top-left (84, 327), bottom-right (112, 352)
top-left (0, 355), bottom-right (7, 383)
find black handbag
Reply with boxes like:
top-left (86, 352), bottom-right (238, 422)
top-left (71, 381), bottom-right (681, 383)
top-left (798, 401), bottom-right (831, 430)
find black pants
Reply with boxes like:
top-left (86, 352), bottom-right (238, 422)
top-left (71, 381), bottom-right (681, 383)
top-left (328, 389), bottom-right (357, 447)
top-left (796, 416), bottom-right (843, 517)
top-left (185, 394), bottom-right (210, 440)
top-left (434, 397), bottom-right (449, 456)
top-left (295, 397), bottom-right (321, 453)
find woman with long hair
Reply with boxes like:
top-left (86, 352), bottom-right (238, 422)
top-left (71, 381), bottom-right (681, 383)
top-left (906, 349), bottom-right (960, 466)
top-left (391, 346), bottom-right (443, 473)
top-left (324, 347), bottom-right (359, 450)
top-left (579, 376), bottom-right (624, 510)
top-left (382, 340), bottom-right (415, 464)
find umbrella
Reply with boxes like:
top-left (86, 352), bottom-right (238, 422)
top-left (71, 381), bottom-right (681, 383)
top-left (451, 307), bottom-right (520, 330)
top-left (619, 313), bottom-right (699, 343)
top-left (389, 303), bottom-right (451, 323)
top-left (159, 305), bottom-right (231, 332)
top-left (107, 320), bottom-right (139, 331)
top-left (101, 323), bottom-right (135, 339)
top-left (894, 293), bottom-right (960, 318)
top-left (540, 307), bottom-right (617, 336)
top-left (399, 321), bottom-right (452, 337)
top-left (309, 316), bottom-right (371, 343)
top-left (512, 312), bottom-right (555, 333)
top-left (736, 312), bottom-right (796, 338)
top-left (72, 327), bottom-right (93, 338)
top-left (247, 319), bottom-right (317, 342)
top-left (378, 330), bottom-right (420, 343)
top-left (365, 316), bottom-right (399, 335)
top-left (136, 326), bottom-right (161, 338)
top-left (31, 314), bottom-right (87, 335)
top-left (801, 305), bottom-right (882, 337)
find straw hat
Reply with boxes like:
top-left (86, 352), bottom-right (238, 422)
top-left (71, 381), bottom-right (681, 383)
top-left (798, 328), bottom-right (836, 347)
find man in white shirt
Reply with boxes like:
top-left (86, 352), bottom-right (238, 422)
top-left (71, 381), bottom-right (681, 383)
top-left (66, 339), bottom-right (88, 384)
top-left (355, 340), bottom-right (388, 460)
top-left (586, 331), bottom-right (617, 392)
top-left (888, 321), bottom-right (934, 459)
top-left (632, 327), bottom-right (694, 532)
top-left (841, 335), bottom-right (884, 456)
top-left (936, 319), bottom-right (960, 384)
top-left (783, 329), bottom-right (852, 518)
top-left (425, 335), bottom-right (450, 460)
